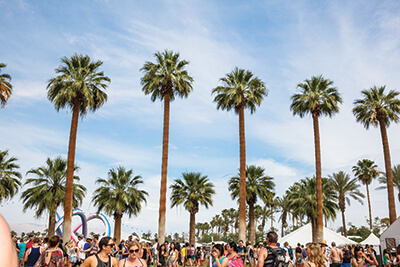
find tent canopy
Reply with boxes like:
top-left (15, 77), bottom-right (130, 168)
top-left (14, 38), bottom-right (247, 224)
top-left (361, 233), bottom-right (380, 246)
top-left (380, 216), bottom-right (400, 249)
top-left (280, 223), bottom-right (357, 247)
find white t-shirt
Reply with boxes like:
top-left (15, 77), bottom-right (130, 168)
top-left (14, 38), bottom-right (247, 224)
top-left (78, 239), bottom-right (86, 260)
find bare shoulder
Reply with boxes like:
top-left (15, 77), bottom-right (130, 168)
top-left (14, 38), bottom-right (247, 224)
top-left (112, 256), bottom-right (118, 267)
top-left (0, 214), bottom-right (18, 267)
top-left (81, 255), bottom-right (96, 267)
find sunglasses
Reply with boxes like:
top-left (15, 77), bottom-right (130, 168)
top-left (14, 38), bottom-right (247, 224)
top-left (106, 244), bottom-right (115, 247)
top-left (130, 249), bottom-right (140, 253)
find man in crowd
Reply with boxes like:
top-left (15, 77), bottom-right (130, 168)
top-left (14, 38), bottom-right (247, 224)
top-left (330, 242), bottom-right (342, 267)
top-left (257, 231), bottom-right (286, 267)
top-left (238, 240), bottom-right (247, 263)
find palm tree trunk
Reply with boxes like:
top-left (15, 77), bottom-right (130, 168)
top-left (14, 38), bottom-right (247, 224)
top-left (324, 215), bottom-right (327, 227)
top-left (158, 94), bottom-right (170, 244)
top-left (189, 212), bottom-right (196, 246)
top-left (366, 184), bottom-right (373, 230)
top-left (270, 206), bottom-right (273, 230)
top-left (379, 119), bottom-right (397, 224)
top-left (238, 106), bottom-right (247, 242)
top-left (312, 113), bottom-right (323, 243)
top-left (48, 207), bottom-right (57, 237)
top-left (114, 213), bottom-right (123, 244)
top-left (249, 202), bottom-right (255, 245)
top-left (63, 97), bottom-right (80, 243)
top-left (341, 209), bottom-right (347, 237)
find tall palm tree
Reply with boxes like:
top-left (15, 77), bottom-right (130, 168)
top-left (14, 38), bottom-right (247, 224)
top-left (221, 209), bottom-right (232, 234)
top-left (228, 165), bottom-right (274, 244)
top-left (140, 50), bottom-right (194, 243)
top-left (290, 75), bottom-right (343, 242)
top-left (47, 53), bottom-right (110, 242)
top-left (92, 166), bottom-right (148, 244)
top-left (328, 171), bottom-right (364, 237)
top-left (170, 172), bottom-right (215, 245)
top-left (353, 86), bottom-right (400, 224)
top-left (377, 164), bottom-right (400, 202)
top-left (21, 157), bottom-right (86, 236)
top-left (0, 63), bottom-right (12, 108)
top-left (212, 68), bottom-right (267, 242)
top-left (288, 177), bottom-right (338, 240)
top-left (0, 150), bottom-right (22, 202)
top-left (352, 159), bottom-right (380, 230)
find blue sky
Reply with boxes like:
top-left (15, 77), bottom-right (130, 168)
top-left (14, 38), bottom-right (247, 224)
top-left (1, 0), bottom-right (400, 237)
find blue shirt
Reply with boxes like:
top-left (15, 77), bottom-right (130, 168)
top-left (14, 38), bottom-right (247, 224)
top-left (18, 242), bottom-right (26, 258)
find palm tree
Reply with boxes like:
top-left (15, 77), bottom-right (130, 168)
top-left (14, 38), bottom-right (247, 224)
top-left (170, 172), bottom-right (215, 245)
top-left (21, 157), bottom-right (86, 236)
top-left (0, 150), bottom-right (22, 202)
top-left (287, 177), bottom-right (338, 240)
top-left (353, 86), bottom-right (400, 224)
top-left (276, 194), bottom-right (291, 237)
top-left (92, 166), bottom-right (148, 244)
top-left (47, 53), bottom-right (110, 242)
top-left (228, 165), bottom-right (274, 244)
top-left (140, 50), bottom-right (194, 243)
top-left (0, 63), bottom-right (12, 108)
top-left (377, 164), bottom-right (400, 202)
top-left (352, 159), bottom-right (379, 230)
top-left (212, 68), bottom-right (267, 242)
top-left (290, 75), bottom-right (343, 242)
top-left (328, 171), bottom-right (364, 237)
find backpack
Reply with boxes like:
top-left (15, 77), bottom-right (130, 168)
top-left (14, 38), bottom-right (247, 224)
top-left (287, 247), bottom-right (293, 260)
top-left (249, 248), bottom-right (254, 257)
top-left (266, 246), bottom-right (290, 267)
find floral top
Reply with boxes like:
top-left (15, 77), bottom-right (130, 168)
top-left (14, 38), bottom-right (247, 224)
top-left (34, 249), bottom-right (64, 267)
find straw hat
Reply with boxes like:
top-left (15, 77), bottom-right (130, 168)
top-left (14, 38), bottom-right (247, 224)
top-left (319, 240), bottom-right (328, 246)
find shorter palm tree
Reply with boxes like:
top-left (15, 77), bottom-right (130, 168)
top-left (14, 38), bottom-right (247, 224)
top-left (21, 157), bottom-right (86, 236)
top-left (170, 172), bottom-right (215, 245)
top-left (0, 63), bottom-right (12, 108)
top-left (352, 159), bottom-right (379, 230)
top-left (377, 164), bottom-right (400, 202)
top-left (0, 150), bottom-right (22, 202)
top-left (228, 165), bottom-right (274, 245)
top-left (328, 171), bottom-right (364, 237)
top-left (92, 166), bottom-right (148, 244)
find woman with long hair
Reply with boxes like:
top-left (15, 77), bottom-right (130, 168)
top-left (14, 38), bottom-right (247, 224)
top-left (342, 248), bottom-right (351, 267)
top-left (211, 244), bottom-right (226, 267)
top-left (34, 235), bottom-right (64, 267)
top-left (66, 239), bottom-right (80, 267)
top-left (304, 243), bottom-right (325, 267)
top-left (167, 242), bottom-right (178, 267)
top-left (158, 244), bottom-right (167, 267)
top-left (351, 246), bottom-right (375, 267)
top-left (382, 249), bottom-right (391, 267)
top-left (220, 242), bottom-right (243, 267)
top-left (295, 247), bottom-right (303, 267)
top-left (118, 241), bottom-right (147, 267)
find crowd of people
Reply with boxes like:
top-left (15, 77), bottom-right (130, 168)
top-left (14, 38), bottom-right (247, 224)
top-left (10, 231), bottom-right (400, 267)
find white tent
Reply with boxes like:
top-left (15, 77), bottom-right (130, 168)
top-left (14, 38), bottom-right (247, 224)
top-left (279, 223), bottom-right (357, 247)
top-left (380, 216), bottom-right (400, 249)
top-left (361, 233), bottom-right (380, 246)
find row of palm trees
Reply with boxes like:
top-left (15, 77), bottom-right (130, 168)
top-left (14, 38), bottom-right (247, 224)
top-left (1, 49), bottom-right (400, 244)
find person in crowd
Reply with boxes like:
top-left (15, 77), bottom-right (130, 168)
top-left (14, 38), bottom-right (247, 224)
top-left (34, 235), bottom-right (64, 267)
top-left (77, 235), bottom-right (86, 264)
top-left (365, 246), bottom-right (378, 267)
top-left (81, 237), bottom-right (118, 267)
top-left (167, 242), bottom-right (178, 267)
top-left (237, 240), bottom-right (247, 264)
top-left (247, 242), bottom-right (254, 267)
top-left (119, 240), bottom-right (129, 260)
top-left (175, 242), bottom-right (182, 267)
top-left (89, 235), bottom-right (99, 255)
top-left (341, 247), bottom-right (351, 267)
top-left (351, 245), bottom-right (376, 267)
top-left (390, 246), bottom-right (400, 266)
top-left (304, 243), bottom-right (325, 267)
top-left (112, 238), bottom-right (119, 260)
top-left (224, 241), bottom-right (243, 267)
top-left (257, 231), bottom-right (283, 267)
top-left (211, 244), bottom-right (226, 267)
top-left (158, 244), bottom-right (167, 267)
top-left (18, 237), bottom-right (27, 266)
top-left (127, 236), bottom-right (133, 245)
top-left (319, 241), bottom-right (329, 267)
top-left (190, 244), bottom-right (196, 267)
top-left (295, 247), bottom-right (303, 267)
top-left (83, 237), bottom-right (93, 259)
top-left (66, 239), bottom-right (80, 267)
top-left (382, 249), bottom-right (391, 267)
top-left (329, 242), bottom-right (342, 267)
top-left (118, 240), bottom-right (147, 267)
top-left (25, 237), bottom-right (44, 267)
top-left (153, 240), bottom-right (159, 266)
top-left (184, 243), bottom-right (190, 267)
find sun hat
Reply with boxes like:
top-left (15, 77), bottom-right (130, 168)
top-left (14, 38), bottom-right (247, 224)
top-left (319, 240), bottom-right (328, 246)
